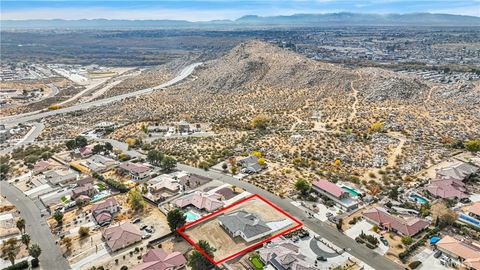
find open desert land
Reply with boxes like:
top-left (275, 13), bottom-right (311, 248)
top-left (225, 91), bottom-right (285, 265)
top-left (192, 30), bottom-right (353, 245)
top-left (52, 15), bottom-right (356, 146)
top-left (31, 40), bottom-right (479, 196)
top-left (182, 196), bottom-right (298, 261)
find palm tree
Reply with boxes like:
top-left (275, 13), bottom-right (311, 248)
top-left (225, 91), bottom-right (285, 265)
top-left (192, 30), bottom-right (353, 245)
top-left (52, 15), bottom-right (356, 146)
top-left (21, 234), bottom-right (31, 249)
top-left (16, 218), bottom-right (26, 234)
top-left (28, 244), bottom-right (42, 261)
top-left (6, 248), bottom-right (15, 266)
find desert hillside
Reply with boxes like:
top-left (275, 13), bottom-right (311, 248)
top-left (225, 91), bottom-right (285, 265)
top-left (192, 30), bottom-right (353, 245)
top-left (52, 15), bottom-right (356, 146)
top-left (39, 40), bottom-right (480, 194)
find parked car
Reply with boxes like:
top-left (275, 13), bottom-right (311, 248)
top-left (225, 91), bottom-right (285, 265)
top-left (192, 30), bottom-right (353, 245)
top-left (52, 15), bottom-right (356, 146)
top-left (145, 227), bottom-right (154, 233)
top-left (434, 251), bottom-right (442, 258)
top-left (317, 256), bottom-right (327, 262)
top-left (380, 237), bottom-right (389, 246)
top-left (139, 224), bottom-right (148, 230)
top-left (142, 233), bottom-right (151, 239)
top-left (132, 218), bottom-right (141, 224)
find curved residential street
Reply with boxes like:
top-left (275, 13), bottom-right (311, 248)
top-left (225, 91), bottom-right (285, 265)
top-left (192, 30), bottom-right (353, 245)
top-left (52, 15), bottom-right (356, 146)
top-left (0, 63), bottom-right (202, 126)
top-left (92, 138), bottom-right (402, 269)
top-left (0, 181), bottom-right (70, 270)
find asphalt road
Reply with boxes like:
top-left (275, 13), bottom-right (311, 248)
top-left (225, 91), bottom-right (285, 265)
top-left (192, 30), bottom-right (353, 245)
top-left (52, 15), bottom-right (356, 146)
top-left (0, 122), bottom-right (44, 155)
top-left (0, 181), bottom-right (70, 270)
top-left (0, 63), bottom-right (202, 126)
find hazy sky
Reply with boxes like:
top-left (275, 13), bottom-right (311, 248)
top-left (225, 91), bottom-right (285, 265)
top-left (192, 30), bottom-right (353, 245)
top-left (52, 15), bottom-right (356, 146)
top-left (2, 0), bottom-right (479, 20)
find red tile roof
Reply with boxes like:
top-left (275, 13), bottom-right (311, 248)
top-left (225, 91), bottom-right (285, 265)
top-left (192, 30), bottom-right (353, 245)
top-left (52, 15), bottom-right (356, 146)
top-left (102, 222), bottom-right (141, 251)
top-left (91, 197), bottom-right (118, 213)
top-left (363, 207), bottom-right (429, 236)
top-left (426, 177), bottom-right (467, 199)
top-left (437, 236), bottom-right (480, 270)
top-left (133, 249), bottom-right (186, 270)
top-left (119, 162), bottom-right (151, 174)
top-left (312, 179), bottom-right (347, 198)
top-left (469, 202), bottom-right (480, 217)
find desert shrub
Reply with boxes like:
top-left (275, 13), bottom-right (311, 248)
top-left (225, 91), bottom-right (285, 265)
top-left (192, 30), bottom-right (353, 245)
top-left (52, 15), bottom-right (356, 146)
top-left (408, 261), bottom-right (422, 269)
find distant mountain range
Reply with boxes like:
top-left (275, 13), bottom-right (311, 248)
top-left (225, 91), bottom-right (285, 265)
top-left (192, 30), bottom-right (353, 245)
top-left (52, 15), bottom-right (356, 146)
top-left (2, 13), bottom-right (479, 29)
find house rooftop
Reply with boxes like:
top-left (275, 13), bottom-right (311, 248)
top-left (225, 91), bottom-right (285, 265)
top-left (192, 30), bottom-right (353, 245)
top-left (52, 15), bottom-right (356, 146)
top-left (119, 162), bottom-right (151, 174)
top-left (133, 248), bottom-right (186, 270)
top-left (436, 236), bottom-right (480, 269)
top-left (436, 161), bottom-right (479, 180)
top-left (363, 207), bottom-right (430, 236)
top-left (469, 202), bottom-right (480, 217)
top-left (312, 179), bottom-right (347, 198)
top-left (103, 222), bottom-right (142, 251)
top-left (218, 210), bottom-right (271, 240)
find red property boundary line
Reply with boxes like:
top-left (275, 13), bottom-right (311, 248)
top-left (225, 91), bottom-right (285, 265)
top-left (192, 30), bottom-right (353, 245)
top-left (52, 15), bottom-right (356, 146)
top-left (176, 193), bottom-right (303, 265)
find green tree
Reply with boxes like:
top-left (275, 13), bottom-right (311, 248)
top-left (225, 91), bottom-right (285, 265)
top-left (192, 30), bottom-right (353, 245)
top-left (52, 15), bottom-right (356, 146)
top-left (21, 234), bottom-right (31, 249)
top-left (464, 139), bottom-right (480, 152)
top-left (167, 209), bottom-right (187, 234)
top-left (401, 236), bottom-right (413, 246)
top-left (104, 142), bottom-right (113, 152)
top-left (0, 163), bottom-right (10, 176)
top-left (294, 178), bottom-right (311, 196)
top-left (75, 136), bottom-right (88, 148)
top-left (66, 140), bottom-right (77, 150)
top-left (92, 144), bottom-right (104, 154)
top-left (28, 244), bottom-right (42, 261)
top-left (16, 218), bottom-right (26, 234)
top-left (127, 189), bottom-right (145, 213)
top-left (160, 156), bottom-right (177, 172)
top-left (53, 211), bottom-right (64, 226)
top-left (147, 150), bottom-right (164, 166)
top-left (187, 240), bottom-right (216, 270)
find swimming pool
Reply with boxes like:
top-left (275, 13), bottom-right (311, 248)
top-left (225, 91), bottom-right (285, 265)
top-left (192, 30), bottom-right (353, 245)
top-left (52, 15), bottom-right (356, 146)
top-left (341, 186), bottom-right (359, 197)
top-left (459, 213), bottom-right (480, 228)
top-left (409, 194), bottom-right (428, 204)
top-left (184, 210), bottom-right (201, 222)
top-left (91, 190), bottom-right (111, 203)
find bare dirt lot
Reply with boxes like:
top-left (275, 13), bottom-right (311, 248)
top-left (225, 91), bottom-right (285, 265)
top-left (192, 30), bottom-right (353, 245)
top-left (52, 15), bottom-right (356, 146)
top-left (181, 196), bottom-right (299, 261)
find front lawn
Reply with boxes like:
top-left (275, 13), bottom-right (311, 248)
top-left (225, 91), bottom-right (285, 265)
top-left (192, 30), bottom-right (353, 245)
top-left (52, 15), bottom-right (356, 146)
top-left (249, 255), bottom-right (264, 270)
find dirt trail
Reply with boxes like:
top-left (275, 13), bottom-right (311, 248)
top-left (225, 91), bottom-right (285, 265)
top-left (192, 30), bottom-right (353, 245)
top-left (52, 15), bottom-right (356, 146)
top-left (348, 72), bottom-right (361, 121)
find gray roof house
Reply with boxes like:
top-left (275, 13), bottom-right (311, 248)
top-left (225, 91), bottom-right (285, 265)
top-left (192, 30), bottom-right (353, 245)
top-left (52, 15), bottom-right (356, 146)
top-left (237, 156), bottom-right (265, 174)
top-left (436, 161), bottom-right (479, 180)
top-left (218, 210), bottom-right (271, 242)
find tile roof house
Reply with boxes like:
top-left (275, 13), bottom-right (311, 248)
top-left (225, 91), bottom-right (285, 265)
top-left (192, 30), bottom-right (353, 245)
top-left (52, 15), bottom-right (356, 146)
top-left (218, 210), bottom-right (272, 242)
top-left (92, 197), bottom-right (119, 224)
top-left (33, 160), bottom-right (51, 175)
top-left (71, 183), bottom-right (97, 199)
top-left (44, 169), bottom-right (79, 186)
top-left (148, 175), bottom-right (181, 193)
top-left (468, 202), bottom-right (480, 220)
top-left (363, 207), bottom-right (430, 236)
top-left (83, 155), bottom-right (119, 172)
top-left (174, 191), bottom-right (224, 212)
top-left (119, 162), bottom-right (152, 180)
top-left (436, 161), bottom-right (479, 180)
top-left (436, 236), bottom-right (480, 270)
top-left (259, 238), bottom-right (316, 270)
top-left (103, 222), bottom-right (142, 251)
top-left (75, 146), bottom-right (93, 158)
top-left (426, 177), bottom-right (468, 199)
top-left (312, 179), bottom-right (358, 211)
top-left (133, 248), bottom-right (187, 270)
